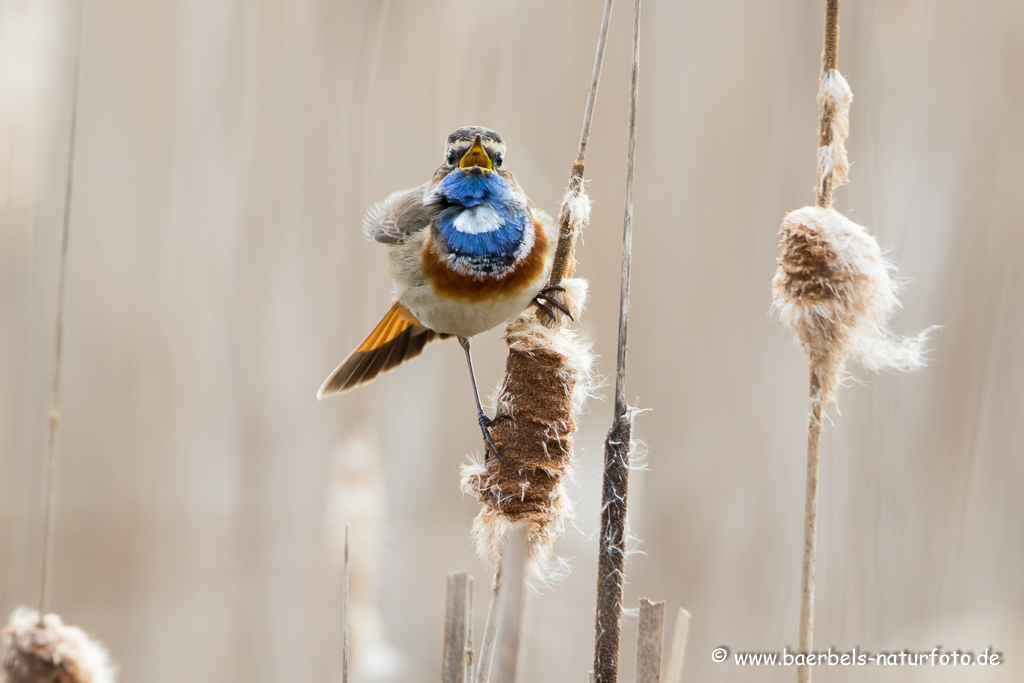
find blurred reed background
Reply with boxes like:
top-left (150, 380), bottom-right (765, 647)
top-left (2, 0), bottom-right (1022, 681)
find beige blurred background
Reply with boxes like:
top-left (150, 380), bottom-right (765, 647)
top-left (2, 0), bottom-right (1022, 681)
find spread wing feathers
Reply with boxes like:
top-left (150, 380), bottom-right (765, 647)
top-left (362, 184), bottom-right (436, 244)
top-left (317, 301), bottom-right (449, 399)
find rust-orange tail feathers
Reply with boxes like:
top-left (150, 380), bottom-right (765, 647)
top-left (317, 301), bottom-right (449, 399)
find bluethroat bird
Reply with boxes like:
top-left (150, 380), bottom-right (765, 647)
top-left (318, 126), bottom-right (568, 458)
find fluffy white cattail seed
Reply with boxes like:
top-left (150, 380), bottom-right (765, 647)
top-left (816, 69), bottom-right (853, 204)
top-left (772, 206), bottom-right (932, 404)
top-left (1, 609), bottom-right (115, 683)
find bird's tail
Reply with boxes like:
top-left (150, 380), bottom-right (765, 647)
top-left (317, 301), bottom-right (448, 399)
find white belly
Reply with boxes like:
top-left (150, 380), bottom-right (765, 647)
top-left (398, 276), bottom-right (546, 338)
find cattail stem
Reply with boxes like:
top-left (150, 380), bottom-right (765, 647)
top-left (548, 0), bottom-right (615, 286)
top-left (798, 370), bottom-right (824, 683)
top-left (38, 0), bottom-right (84, 614)
top-left (816, 0), bottom-right (841, 209)
top-left (593, 0), bottom-right (642, 680)
top-left (800, 3), bottom-right (840, 680)
top-left (821, 0), bottom-right (840, 73)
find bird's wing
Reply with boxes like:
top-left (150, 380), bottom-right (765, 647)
top-left (362, 184), bottom-right (435, 244)
top-left (317, 301), bottom-right (450, 398)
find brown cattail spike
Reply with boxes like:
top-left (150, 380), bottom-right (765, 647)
top-left (461, 279), bottom-right (594, 584)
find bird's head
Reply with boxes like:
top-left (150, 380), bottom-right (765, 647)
top-left (431, 126), bottom-right (522, 208)
top-left (434, 126), bottom-right (508, 182)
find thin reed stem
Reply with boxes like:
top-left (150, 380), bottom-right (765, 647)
top-left (548, 0), bottom-right (615, 287)
top-left (816, 0), bottom-right (841, 209)
top-left (474, 566), bottom-right (502, 683)
top-left (465, 577), bottom-right (475, 683)
top-left (343, 525), bottom-right (350, 683)
top-left (38, 0), bottom-right (85, 614)
top-left (798, 371), bottom-right (823, 683)
top-left (593, 0), bottom-right (642, 680)
top-left (344, 0), bottom-right (391, 427)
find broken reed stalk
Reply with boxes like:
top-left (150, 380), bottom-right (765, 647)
top-left (633, 599), bottom-right (665, 683)
top-left (663, 608), bottom-right (692, 683)
top-left (441, 572), bottom-right (472, 683)
top-left (473, 567), bottom-right (501, 683)
top-left (37, 0), bottom-right (84, 615)
top-left (592, 1), bottom-right (641, 682)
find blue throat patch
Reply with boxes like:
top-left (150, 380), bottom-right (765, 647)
top-left (433, 169), bottom-right (530, 273)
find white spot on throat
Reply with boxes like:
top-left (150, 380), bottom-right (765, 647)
top-left (452, 204), bottom-right (503, 234)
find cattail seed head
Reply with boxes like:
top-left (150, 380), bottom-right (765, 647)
top-left (461, 278), bottom-right (596, 585)
top-left (2, 609), bottom-right (115, 683)
top-left (772, 206), bottom-right (932, 403)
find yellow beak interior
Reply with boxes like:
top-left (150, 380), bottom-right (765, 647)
top-left (459, 136), bottom-right (492, 170)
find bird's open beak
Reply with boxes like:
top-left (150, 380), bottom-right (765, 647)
top-left (459, 135), bottom-right (492, 171)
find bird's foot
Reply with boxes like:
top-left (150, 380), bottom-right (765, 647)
top-left (533, 284), bottom-right (574, 326)
top-left (478, 412), bottom-right (510, 463)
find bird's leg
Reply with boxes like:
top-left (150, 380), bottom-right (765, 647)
top-left (459, 336), bottom-right (505, 462)
top-left (533, 284), bottom-right (574, 323)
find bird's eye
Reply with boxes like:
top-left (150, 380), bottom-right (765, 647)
top-left (495, 154), bottom-right (504, 167)
top-left (447, 151), bottom-right (457, 165)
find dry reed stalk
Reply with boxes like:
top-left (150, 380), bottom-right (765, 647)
top-left (464, 584), bottom-right (474, 683)
top-left (592, 0), bottom-right (642, 681)
top-left (472, 567), bottom-right (501, 683)
top-left (490, 525), bottom-right (528, 683)
top-left (460, 0), bottom-right (613, 586)
top-left (771, 3), bottom-right (932, 681)
top-left (441, 572), bottom-right (473, 683)
top-left (324, 437), bottom-right (402, 681)
top-left (663, 608), bottom-right (691, 683)
top-left (343, 526), bottom-right (349, 683)
top-left (1, 609), bottom-right (115, 683)
top-left (38, 0), bottom-right (84, 615)
top-left (633, 599), bottom-right (665, 683)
